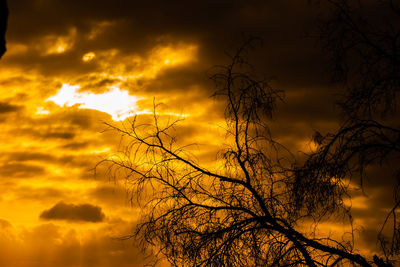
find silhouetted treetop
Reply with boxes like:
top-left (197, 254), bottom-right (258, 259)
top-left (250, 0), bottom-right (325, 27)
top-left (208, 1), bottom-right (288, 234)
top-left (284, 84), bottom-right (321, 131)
top-left (101, 38), bottom-right (385, 266)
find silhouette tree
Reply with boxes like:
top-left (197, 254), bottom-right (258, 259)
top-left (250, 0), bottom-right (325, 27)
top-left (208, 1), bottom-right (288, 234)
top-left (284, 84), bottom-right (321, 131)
top-left (101, 37), bottom-right (389, 266)
top-left (0, 0), bottom-right (7, 59)
top-left (294, 0), bottom-right (400, 265)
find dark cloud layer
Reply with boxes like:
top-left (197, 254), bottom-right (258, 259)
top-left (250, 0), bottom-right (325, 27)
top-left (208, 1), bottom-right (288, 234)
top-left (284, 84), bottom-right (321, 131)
top-left (5, 0), bottom-right (329, 88)
top-left (40, 202), bottom-right (105, 222)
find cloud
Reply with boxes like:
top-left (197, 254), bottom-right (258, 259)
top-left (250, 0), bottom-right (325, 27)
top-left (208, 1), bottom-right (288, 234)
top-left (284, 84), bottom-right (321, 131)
top-left (0, 219), bottom-right (11, 228)
top-left (88, 185), bottom-right (132, 207)
top-left (60, 141), bottom-right (90, 150)
top-left (0, 220), bottom-right (153, 267)
top-left (42, 131), bottom-right (76, 139)
top-left (47, 83), bottom-right (142, 121)
top-left (40, 202), bottom-right (105, 222)
top-left (0, 102), bottom-right (20, 113)
top-left (0, 162), bottom-right (46, 178)
top-left (5, 0), bottom-right (329, 88)
top-left (15, 186), bottom-right (67, 202)
top-left (6, 152), bottom-right (55, 162)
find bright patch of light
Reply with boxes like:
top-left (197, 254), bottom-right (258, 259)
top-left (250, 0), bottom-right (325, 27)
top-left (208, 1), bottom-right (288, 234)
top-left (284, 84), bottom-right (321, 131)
top-left (82, 52), bottom-right (96, 62)
top-left (89, 147), bottom-right (111, 154)
top-left (152, 44), bottom-right (197, 67)
top-left (47, 83), bottom-right (141, 121)
top-left (35, 107), bottom-right (50, 115)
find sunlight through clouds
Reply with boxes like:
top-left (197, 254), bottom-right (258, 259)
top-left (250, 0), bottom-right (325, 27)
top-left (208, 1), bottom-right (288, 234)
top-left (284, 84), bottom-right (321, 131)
top-left (39, 28), bottom-right (77, 55)
top-left (82, 52), bottom-right (96, 62)
top-left (47, 83), bottom-right (142, 121)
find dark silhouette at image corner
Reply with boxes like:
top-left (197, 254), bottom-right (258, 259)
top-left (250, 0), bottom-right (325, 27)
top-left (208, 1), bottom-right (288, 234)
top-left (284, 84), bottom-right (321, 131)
top-left (0, 0), bottom-right (7, 59)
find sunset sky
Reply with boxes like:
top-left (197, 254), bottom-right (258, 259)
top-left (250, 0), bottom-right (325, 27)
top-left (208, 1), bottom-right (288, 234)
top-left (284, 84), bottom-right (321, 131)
top-left (0, 1), bottom-right (396, 266)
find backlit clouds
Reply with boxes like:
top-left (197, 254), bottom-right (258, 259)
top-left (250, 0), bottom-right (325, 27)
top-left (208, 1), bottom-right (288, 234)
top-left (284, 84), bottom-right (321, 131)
top-left (38, 27), bottom-right (77, 55)
top-left (82, 51), bottom-right (95, 62)
top-left (0, 219), bottom-right (149, 267)
top-left (46, 83), bottom-right (142, 121)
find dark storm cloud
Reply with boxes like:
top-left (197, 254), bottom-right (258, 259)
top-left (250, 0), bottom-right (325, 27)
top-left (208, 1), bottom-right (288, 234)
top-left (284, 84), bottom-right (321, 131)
top-left (40, 201), bottom-right (105, 222)
top-left (275, 88), bottom-right (340, 122)
top-left (0, 101), bottom-right (20, 113)
top-left (138, 65), bottom-right (210, 94)
top-left (5, 0), bottom-right (329, 88)
top-left (8, 0), bottom-right (244, 44)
